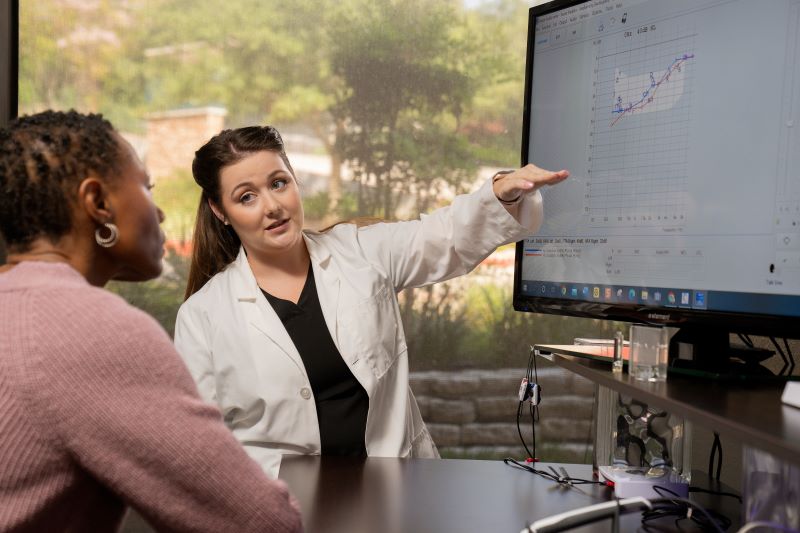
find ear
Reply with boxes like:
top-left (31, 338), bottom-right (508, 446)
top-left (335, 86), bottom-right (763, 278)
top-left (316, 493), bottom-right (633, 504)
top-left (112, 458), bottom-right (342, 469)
top-left (207, 198), bottom-right (228, 225)
top-left (78, 176), bottom-right (113, 225)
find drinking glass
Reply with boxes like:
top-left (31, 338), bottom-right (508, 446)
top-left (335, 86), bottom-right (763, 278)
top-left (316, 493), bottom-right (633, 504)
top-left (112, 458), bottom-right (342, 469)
top-left (629, 325), bottom-right (668, 382)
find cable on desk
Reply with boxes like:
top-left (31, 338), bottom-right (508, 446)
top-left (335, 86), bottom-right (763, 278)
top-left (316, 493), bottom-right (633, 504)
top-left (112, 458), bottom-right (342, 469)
top-left (502, 458), bottom-right (608, 487)
top-left (688, 486), bottom-right (742, 503)
top-left (517, 402), bottom-right (534, 460)
top-left (517, 346), bottom-right (541, 461)
top-left (518, 485), bottom-right (735, 533)
top-left (708, 432), bottom-right (722, 481)
top-left (504, 458), bottom-right (558, 483)
top-left (736, 521), bottom-right (800, 533)
top-left (530, 399), bottom-right (537, 458)
top-left (643, 485), bottom-right (730, 532)
top-left (531, 345), bottom-right (541, 456)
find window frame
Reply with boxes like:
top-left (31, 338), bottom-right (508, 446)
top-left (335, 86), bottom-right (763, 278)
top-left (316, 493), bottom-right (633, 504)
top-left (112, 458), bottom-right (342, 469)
top-left (0, 0), bottom-right (18, 127)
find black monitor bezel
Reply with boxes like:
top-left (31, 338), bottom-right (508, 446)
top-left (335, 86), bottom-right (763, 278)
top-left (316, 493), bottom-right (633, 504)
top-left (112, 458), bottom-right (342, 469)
top-left (513, 0), bottom-right (800, 340)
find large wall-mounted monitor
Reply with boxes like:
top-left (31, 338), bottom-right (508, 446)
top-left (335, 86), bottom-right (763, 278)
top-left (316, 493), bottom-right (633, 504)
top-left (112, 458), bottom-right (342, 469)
top-left (514, 0), bottom-right (800, 362)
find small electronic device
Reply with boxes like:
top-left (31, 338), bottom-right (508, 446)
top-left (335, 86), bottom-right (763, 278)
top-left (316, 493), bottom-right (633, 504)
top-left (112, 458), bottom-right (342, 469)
top-left (518, 377), bottom-right (530, 401)
top-left (598, 465), bottom-right (689, 499)
top-left (530, 383), bottom-right (541, 406)
top-left (518, 378), bottom-right (542, 405)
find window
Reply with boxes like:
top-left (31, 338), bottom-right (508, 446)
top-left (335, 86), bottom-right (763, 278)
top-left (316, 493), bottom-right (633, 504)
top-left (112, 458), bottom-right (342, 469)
top-left (18, 0), bottom-right (610, 462)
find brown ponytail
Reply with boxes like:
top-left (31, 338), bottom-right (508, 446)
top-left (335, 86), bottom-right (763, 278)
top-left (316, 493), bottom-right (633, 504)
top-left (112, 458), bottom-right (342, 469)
top-left (183, 194), bottom-right (241, 299)
top-left (184, 126), bottom-right (294, 299)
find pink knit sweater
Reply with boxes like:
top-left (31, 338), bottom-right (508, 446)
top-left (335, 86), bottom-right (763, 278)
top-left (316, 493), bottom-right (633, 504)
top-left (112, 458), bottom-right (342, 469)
top-left (0, 261), bottom-right (303, 532)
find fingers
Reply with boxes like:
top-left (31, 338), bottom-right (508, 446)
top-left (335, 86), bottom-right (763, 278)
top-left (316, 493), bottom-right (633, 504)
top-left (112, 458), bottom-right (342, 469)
top-left (492, 164), bottom-right (568, 204)
top-left (496, 165), bottom-right (567, 197)
top-left (517, 165), bottom-right (568, 191)
top-left (518, 163), bottom-right (569, 185)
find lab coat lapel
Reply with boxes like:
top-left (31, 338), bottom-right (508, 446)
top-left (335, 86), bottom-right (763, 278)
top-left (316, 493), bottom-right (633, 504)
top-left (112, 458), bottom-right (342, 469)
top-left (304, 233), bottom-right (377, 397)
top-left (230, 248), bottom-right (306, 375)
top-left (305, 234), bottom-right (341, 348)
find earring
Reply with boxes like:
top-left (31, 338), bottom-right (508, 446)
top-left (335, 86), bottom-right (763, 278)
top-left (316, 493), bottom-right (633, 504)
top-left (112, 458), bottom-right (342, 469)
top-left (95, 222), bottom-right (119, 248)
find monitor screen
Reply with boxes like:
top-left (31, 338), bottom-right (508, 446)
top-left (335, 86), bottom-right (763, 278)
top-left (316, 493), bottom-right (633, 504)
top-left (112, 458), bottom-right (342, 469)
top-left (515, 0), bottom-right (800, 339)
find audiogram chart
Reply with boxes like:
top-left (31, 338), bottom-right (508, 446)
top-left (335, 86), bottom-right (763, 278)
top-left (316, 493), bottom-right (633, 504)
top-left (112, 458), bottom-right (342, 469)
top-left (586, 27), bottom-right (697, 229)
top-left (610, 52), bottom-right (694, 127)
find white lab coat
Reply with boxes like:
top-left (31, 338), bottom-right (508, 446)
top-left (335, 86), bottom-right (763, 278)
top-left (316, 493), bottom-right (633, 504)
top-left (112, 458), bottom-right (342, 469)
top-left (174, 178), bottom-right (544, 478)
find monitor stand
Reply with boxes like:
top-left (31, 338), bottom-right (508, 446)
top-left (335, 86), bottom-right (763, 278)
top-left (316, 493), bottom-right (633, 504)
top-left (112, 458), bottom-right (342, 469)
top-left (668, 327), bottom-right (776, 379)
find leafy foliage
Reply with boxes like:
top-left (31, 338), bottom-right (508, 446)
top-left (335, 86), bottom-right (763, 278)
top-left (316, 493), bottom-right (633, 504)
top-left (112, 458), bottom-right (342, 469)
top-left (327, 0), bottom-right (496, 217)
top-left (17, 0), bottom-right (603, 371)
top-left (405, 278), bottom-right (622, 371)
top-left (152, 170), bottom-right (201, 242)
top-left (106, 254), bottom-right (190, 338)
top-left (303, 191), bottom-right (359, 223)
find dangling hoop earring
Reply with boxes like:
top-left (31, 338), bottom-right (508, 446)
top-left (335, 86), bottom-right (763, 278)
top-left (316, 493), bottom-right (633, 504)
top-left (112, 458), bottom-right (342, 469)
top-left (95, 222), bottom-right (119, 248)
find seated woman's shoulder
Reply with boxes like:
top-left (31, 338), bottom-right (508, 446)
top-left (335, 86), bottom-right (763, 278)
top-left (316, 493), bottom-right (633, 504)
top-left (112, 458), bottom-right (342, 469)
top-left (25, 282), bottom-right (198, 398)
top-left (49, 283), bottom-right (171, 345)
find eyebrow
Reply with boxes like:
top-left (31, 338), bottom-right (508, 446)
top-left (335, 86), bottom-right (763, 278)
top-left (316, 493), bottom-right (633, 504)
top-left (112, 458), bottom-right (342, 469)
top-left (230, 181), bottom-right (256, 199)
top-left (229, 170), bottom-right (290, 199)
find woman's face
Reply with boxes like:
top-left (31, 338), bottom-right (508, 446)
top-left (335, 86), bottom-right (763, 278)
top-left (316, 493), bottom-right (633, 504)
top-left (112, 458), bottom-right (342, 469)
top-left (105, 135), bottom-right (166, 281)
top-left (214, 150), bottom-right (304, 259)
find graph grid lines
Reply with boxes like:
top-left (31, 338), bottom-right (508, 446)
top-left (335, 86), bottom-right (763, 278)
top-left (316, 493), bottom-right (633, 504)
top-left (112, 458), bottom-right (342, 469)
top-left (587, 27), bottom-right (697, 228)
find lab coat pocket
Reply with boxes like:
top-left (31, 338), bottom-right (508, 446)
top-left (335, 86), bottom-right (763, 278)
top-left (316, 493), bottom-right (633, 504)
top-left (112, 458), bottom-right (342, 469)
top-left (343, 286), bottom-right (399, 379)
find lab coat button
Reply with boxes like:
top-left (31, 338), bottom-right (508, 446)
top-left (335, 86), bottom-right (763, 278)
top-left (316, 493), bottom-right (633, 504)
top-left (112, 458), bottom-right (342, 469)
top-left (300, 387), bottom-right (312, 400)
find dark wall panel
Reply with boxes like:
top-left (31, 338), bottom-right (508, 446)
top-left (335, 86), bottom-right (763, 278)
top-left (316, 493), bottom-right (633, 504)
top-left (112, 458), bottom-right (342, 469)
top-left (0, 0), bottom-right (15, 262)
top-left (0, 0), bottom-right (17, 126)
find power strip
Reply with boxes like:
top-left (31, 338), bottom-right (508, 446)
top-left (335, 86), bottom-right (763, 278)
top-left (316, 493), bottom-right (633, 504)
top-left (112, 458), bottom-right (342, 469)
top-left (598, 465), bottom-right (689, 499)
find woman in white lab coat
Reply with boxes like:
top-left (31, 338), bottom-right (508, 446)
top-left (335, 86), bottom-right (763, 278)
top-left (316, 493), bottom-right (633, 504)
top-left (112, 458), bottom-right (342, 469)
top-left (174, 125), bottom-right (568, 478)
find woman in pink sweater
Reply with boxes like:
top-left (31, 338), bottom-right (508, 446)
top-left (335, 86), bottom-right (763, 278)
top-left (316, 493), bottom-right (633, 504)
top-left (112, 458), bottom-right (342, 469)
top-left (0, 110), bottom-right (303, 532)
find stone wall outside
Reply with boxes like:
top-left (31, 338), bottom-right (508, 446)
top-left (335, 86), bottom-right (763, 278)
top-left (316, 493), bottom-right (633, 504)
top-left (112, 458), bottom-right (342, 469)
top-left (410, 367), bottom-right (596, 463)
top-left (145, 107), bottom-right (227, 180)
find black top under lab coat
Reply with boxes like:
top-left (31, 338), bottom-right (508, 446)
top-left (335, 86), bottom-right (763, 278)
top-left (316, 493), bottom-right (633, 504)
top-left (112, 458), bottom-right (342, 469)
top-left (262, 265), bottom-right (369, 456)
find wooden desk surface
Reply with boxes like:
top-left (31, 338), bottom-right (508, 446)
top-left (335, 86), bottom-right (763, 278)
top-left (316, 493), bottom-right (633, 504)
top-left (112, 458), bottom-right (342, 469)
top-left (279, 456), bottom-right (740, 533)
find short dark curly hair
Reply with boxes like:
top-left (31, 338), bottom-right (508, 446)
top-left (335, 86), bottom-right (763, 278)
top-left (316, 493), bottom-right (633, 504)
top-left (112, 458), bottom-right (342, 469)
top-left (0, 110), bottom-right (123, 251)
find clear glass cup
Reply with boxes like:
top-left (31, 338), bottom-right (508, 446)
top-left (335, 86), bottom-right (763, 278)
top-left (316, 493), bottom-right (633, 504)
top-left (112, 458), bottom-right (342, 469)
top-left (629, 325), bottom-right (668, 382)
